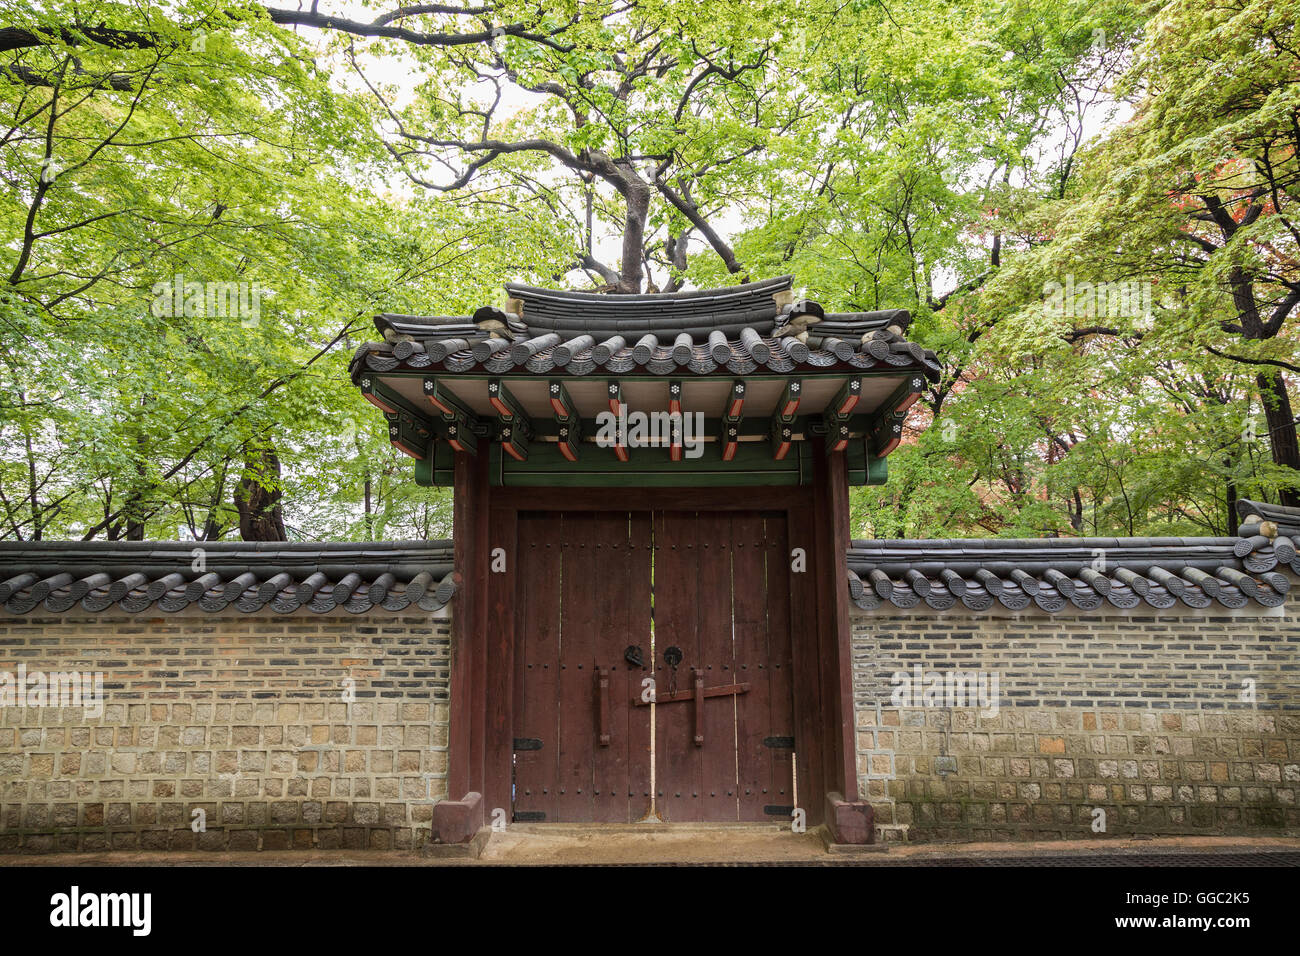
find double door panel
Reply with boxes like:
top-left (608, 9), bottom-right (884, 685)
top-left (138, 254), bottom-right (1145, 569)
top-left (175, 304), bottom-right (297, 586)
top-left (513, 512), bottom-right (652, 822)
top-left (512, 509), bottom-right (794, 823)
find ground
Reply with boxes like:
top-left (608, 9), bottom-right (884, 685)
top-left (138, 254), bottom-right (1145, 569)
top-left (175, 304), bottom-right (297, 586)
top-left (2, 830), bottom-right (1298, 866)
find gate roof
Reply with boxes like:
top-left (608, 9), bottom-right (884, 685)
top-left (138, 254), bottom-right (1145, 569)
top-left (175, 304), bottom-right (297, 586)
top-left (349, 277), bottom-right (940, 487)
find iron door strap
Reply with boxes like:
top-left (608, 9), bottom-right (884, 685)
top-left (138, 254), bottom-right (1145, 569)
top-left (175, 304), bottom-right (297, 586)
top-left (513, 737), bottom-right (543, 751)
top-left (597, 667), bottom-right (611, 747)
top-left (763, 736), bottom-right (795, 749)
top-left (692, 666), bottom-right (704, 747)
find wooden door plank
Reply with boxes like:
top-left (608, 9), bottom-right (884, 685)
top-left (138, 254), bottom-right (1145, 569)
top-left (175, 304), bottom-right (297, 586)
top-left (486, 507), bottom-right (517, 818)
top-left (764, 514), bottom-right (797, 819)
top-left (626, 512), bottom-right (654, 821)
top-left (591, 511), bottom-right (636, 822)
top-left (696, 511), bottom-right (736, 821)
top-left (557, 512), bottom-right (598, 821)
top-left (786, 501), bottom-right (825, 822)
top-left (653, 510), bottom-right (701, 822)
top-left (732, 511), bottom-right (773, 820)
top-left (513, 513), bottom-right (563, 822)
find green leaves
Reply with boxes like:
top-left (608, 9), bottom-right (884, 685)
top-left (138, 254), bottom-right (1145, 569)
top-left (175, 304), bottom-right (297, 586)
top-left (3, 0), bottom-right (1294, 540)
top-left (0, 1), bottom-right (506, 540)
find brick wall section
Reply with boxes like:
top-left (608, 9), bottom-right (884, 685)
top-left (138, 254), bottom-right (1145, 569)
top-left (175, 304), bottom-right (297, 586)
top-left (0, 609), bottom-right (451, 853)
top-left (851, 592), bottom-right (1300, 843)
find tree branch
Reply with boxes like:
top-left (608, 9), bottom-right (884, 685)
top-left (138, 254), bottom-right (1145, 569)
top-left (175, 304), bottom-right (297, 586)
top-left (655, 178), bottom-right (745, 276)
top-left (1203, 343), bottom-right (1300, 375)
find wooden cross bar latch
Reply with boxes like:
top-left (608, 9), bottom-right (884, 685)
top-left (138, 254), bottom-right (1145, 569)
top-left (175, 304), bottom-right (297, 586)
top-left (633, 669), bottom-right (750, 747)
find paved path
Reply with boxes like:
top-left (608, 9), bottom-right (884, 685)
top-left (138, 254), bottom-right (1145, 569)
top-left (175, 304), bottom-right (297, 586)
top-left (2, 831), bottom-right (1297, 866)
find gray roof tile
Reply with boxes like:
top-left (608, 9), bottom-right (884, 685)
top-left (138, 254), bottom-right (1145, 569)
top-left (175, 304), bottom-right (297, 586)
top-left (0, 540), bottom-right (455, 616)
top-left (846, 515), bottom-right (1300, 613)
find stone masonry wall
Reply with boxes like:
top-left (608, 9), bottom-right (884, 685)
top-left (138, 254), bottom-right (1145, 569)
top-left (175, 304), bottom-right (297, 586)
top-left (851, 594), bottom-right (1300, 843)
top-left (0, 609), bottom-right (451, 853)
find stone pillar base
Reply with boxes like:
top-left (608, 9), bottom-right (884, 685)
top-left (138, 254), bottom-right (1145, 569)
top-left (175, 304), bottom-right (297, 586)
top-left (431, 791), bottom-right (484, 845)
top-left (824, 791), bottom-right (875, 845)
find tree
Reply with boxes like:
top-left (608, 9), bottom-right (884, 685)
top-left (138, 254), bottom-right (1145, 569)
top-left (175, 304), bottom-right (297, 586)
top-left (990, 0), bottom-right (1300, 511)
top-left (0, 1), bottom-right (529, 540)
top-left (338, 0), bottom-right (812, 292)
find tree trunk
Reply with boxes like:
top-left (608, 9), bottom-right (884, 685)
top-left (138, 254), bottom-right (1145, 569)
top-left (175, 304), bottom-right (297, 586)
top-left (234, 441), bottom-right (288, 541)
top-left (124, 453), bottom-right (148, 540)
top-left (364, 472), bottom-right (373, 540)
top-left (1256, 370), bottom-right (1300, 507)
top-left (199, 463), bottom-right (229, 540)
top-left (1224, 462), bottom-right (1238, 535)
top-left (612, 160), bottom-right (650, 294)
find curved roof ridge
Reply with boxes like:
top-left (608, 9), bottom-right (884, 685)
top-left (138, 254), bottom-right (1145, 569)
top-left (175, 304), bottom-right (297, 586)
top-left (504, 275), bottom-right (793, 306)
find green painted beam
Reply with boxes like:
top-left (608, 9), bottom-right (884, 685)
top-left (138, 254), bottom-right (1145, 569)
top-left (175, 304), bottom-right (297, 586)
top-left (822, 410), bottom-right (852, 453)
top-left (386, 412), bottom-right (432, 460)
top-left (869, 411), bottom-right (905, 457)
top-left (548, 379), bottom-right (578, 419)
top-left (360, 376), bottom-right (429, 422)
top-left (486, 440), bottom-right (813, 487)
top-left (770, 416), bottom-right (796, 460)
top-left (830, 375), bottom-right (864, 416)
top-left (556, 415), bottom-right (580, 461)
top-left (487, 377), bottom-right (529, 421)
top-left (413, 440), bottom-right (455, 487)
top-left (421, 376), bottom-right (475, 420)
top-left (776, 378), bottom-right (802, 418)
top-left (422, 375), bottom-right (481, 454)
top-left (521, 413), bottom-right (884, 442)
top-left (488, 378), bottom-right (532, 461)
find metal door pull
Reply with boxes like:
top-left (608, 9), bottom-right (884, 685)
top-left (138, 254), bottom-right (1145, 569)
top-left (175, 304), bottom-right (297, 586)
top-left (597, 667), bottom-right (610, 746)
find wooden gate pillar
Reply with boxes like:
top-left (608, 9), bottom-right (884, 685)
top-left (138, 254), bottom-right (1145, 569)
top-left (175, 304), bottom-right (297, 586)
top-left (439, 449), bottom-right (493, 843)
top-left (809, 439), bottom-right (874, 843)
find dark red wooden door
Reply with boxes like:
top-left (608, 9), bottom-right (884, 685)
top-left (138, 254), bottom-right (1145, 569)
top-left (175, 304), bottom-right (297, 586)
top-left (512, 509), bottom-right (794, 823)
top-left (652, 511), bottom-right (796, 822)
top-left (512, 511), bottom-right (653, 823)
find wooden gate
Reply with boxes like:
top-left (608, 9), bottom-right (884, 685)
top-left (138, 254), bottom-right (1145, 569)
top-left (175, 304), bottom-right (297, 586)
top-left (651, 511), bottom-right (796, 821)
top-left (511, 509), bottom-right (795, 823)
top-left (511, 511), bottom-right (653, 823)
